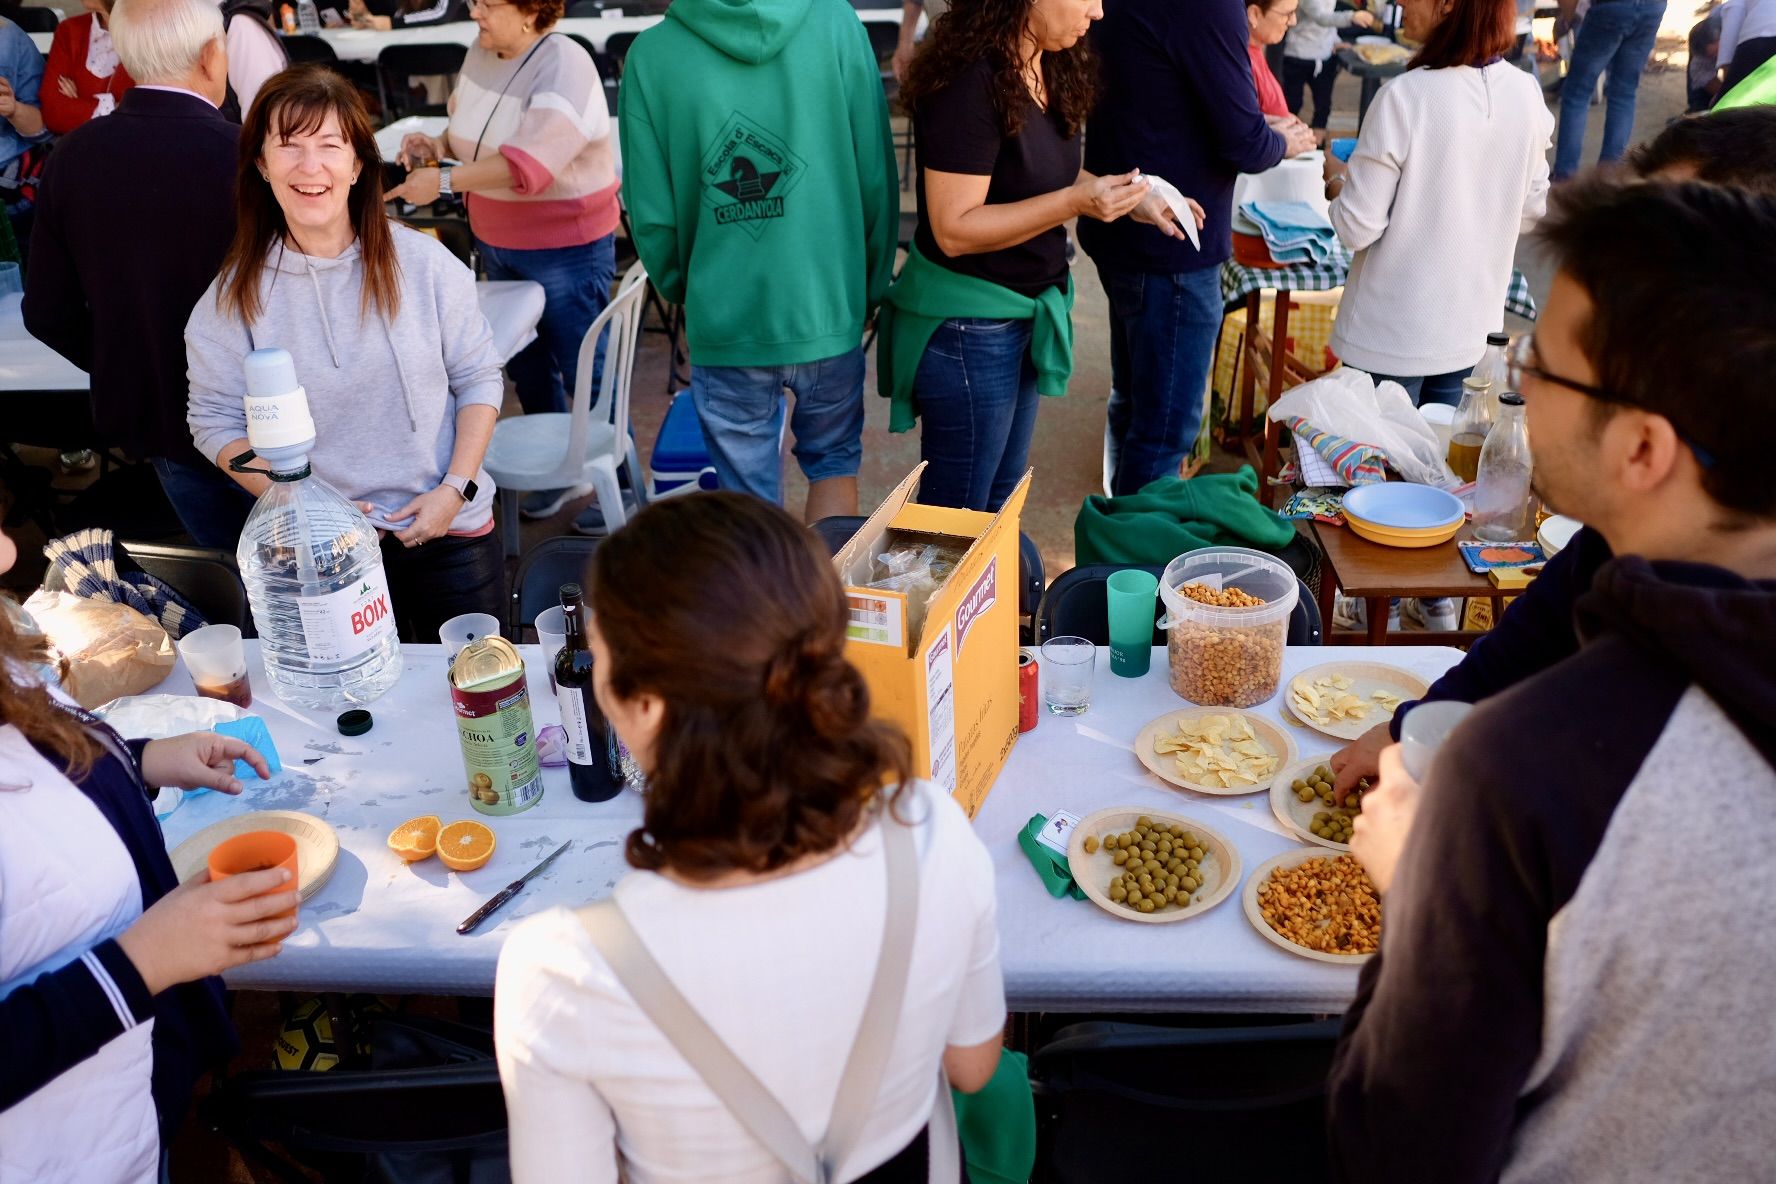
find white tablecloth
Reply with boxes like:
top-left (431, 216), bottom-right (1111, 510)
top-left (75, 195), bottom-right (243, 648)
top-left (154, 642), bottom-right (1461, 1010)
top-left (1233, 151), bottom-right (1333, 223)
top-left (0, 281), bottom-right (543, 396)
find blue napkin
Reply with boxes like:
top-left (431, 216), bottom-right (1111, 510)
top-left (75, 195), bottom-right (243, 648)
top-left (211, 716), bottom-right (283, 786)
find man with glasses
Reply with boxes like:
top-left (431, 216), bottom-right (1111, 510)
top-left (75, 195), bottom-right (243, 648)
top-left (1329, 110), bottom-right (1776, 800)
top-left (1326, 176), bottom-right (1776, 1180)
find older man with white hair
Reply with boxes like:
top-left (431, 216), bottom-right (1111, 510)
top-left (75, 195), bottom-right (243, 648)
top-left (23, 0), bottom-right (257, 547)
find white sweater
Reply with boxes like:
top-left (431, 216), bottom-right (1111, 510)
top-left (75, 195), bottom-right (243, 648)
top-left (493, 780), bottom-right (1005, 1184)
top-left (1328, 63), bottom-right (1551, 377)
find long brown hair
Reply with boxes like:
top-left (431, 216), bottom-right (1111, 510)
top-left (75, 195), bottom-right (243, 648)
top-left (1411, 0), bottom-right (1516, 70)
top-left (590, 494), bottom-right (912, 882)
top-left (1, 603), bottom-right (98, 782)
top-left (902, 0), bottom-right (1099, 140)
top-left (219, 64), bottom-right (401, 326)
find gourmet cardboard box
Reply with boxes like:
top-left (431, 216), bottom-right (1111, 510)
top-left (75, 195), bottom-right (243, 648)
top-left (832, 465), bottom-right (1031, 818)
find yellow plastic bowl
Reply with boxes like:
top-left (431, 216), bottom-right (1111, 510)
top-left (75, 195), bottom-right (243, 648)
top-left (1345, 514), bottom-right (1462, 548)
top-left (1342, 507), bottom-right (1458, 536)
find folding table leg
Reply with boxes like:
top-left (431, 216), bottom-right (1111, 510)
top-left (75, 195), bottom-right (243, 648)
top-left (1366, 597), bottom-right (1389, 645)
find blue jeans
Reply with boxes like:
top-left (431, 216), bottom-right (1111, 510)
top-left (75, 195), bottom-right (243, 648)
top-left (913, 318), bottom-right (1040, 511)
top-left (151, 457), bottom-right (258, 550)
top-left (1554, 0), bottom-right (1668, 179)
top-left (1362, 366), bottom-right (1474, 408)
top-left (689, 346), bottom-right (865, 505)
top-left (478, 234), bottom-right (617, 415)
top-left (1098, 265), bottom-right (1223, 497)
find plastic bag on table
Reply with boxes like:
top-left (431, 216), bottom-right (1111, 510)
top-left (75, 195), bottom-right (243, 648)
top-left (21, 590), bottom-right (176, 709)
top-left (1266, 368), bottom-right (1457, 487)
top-left (868, 546), bottom-right (944, 642)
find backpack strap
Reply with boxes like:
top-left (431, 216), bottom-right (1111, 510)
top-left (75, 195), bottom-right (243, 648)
top-left (578, 802), bottom-right (946, 1183)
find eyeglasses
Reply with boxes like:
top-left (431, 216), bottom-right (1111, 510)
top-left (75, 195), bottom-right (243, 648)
top-left (1507, 335), bottom-right (1716, 469)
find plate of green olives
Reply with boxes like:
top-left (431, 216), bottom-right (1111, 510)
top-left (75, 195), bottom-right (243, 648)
top-left (1067, 807), bottom-right (1242, 925)
top-left (1268, 758), bottom-right (1370, 851)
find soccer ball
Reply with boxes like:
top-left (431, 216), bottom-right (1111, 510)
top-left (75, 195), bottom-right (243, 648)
top-left (272, 995), bottom-right (386, 1072)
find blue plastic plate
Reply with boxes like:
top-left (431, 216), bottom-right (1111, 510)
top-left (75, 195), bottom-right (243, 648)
top-left (1341, 482), bottom-right (1465, 530)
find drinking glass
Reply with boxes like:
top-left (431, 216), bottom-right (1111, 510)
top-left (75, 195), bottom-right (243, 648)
top-left (178, 624), bottom-right (251, 707)
top-left (440, 613), bottom-right (501, 661)
top-left (534, 605), bottom-right (567, 693)
top-left (1041, 636), bottom-right (1096, 715)
top-left (1105, 569), bottom-right (1158, 677)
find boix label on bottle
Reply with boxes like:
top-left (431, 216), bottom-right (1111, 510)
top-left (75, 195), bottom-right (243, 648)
top-left (294, 573), bottom-right (397, 662)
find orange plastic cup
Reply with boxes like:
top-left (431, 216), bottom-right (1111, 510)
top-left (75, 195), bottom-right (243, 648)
top-left (208, 830), bottom-right (299, 920)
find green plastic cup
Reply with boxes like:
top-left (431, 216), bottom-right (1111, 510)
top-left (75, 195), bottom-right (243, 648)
top-left (1106, 569), bottom-right (1159, 677)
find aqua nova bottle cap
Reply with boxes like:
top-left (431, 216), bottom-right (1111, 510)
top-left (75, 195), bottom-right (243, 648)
top-left (242, 347), bottom-right (317, 472)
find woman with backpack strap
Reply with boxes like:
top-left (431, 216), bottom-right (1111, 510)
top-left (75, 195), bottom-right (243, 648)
top-left (494, 493), bottom-right (1008, 1183)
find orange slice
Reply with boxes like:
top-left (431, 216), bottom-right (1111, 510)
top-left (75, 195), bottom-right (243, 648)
top-left (437, 820), bottom-right (496, 872)
top-left (387, 815), bottom-right (441, 862)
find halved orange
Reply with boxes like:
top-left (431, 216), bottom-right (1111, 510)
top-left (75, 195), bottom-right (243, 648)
top-left (437, 820), bottom-right (496, 872)
top-left (387, 815), bottom-right (442, 862)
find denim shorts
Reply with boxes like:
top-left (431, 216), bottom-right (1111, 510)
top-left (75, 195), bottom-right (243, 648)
top-left (689, 346), bottom-right (866, 505)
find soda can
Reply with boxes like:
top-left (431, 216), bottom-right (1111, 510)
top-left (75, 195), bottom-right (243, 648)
top-left (449, 636), bottom-right (545, 815)
top-left (1018, 648), bottom-right (1039, 733)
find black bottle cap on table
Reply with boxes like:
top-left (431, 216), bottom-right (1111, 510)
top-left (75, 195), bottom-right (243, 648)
top-left (337, 709), bottom-right (374, 736)
top-left (1499, 393), bottom-right (1525, 406)
top-left (559, 582), bottom-right (583, 605)
top-left (1487, 332), bottom-right (1511, 346)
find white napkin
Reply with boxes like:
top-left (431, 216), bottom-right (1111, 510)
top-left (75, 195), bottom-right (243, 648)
top-left (1140, 173), bottom-right (1202, 251)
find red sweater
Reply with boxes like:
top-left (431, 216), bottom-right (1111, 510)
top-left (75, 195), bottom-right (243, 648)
top-left (1247, 41), bottom-right (1288, 118)
top-left (42, 14), bottom-right (135, 135)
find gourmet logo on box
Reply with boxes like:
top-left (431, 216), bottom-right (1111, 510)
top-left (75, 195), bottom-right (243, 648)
top-left (956, 557), bottom-right (997, 654)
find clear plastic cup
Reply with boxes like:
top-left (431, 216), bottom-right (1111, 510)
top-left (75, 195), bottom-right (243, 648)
top-left (178, 624), bottom-right (251, 708)
top-left (1157, 547), bottom-right (1298, 707)
top-left (440, 613), bottom-right (501, 661)
top-left (534, 606), bottom-right (567, 693)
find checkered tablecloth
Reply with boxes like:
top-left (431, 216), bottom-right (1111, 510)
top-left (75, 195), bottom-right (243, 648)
top-left (1222, 248), bottom-right (1539, 322)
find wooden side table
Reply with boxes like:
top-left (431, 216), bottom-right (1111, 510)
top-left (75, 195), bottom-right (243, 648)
top-left (1309, 519), bottom-right (1505, 645)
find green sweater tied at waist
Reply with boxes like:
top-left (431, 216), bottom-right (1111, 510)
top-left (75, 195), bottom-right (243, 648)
top-left (875, 243), bottom-right (1075, 433)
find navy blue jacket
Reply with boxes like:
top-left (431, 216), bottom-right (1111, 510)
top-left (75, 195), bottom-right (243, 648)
top-left (0, 732), bottom-right (237, 1139)
top-left (1078, 0), bottom-right (1286, 274)
top-left (1391, 527), bottom-right (1614, 738)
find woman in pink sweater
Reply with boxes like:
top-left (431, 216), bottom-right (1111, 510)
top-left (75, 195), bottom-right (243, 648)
top-left (389, 0), bottom-right (620, 529)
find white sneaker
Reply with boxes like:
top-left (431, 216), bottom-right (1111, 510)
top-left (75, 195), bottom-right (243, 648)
top-left (1333, 594), bottom-right (1400, 633)
top-left (1402, 597), bottom-right (1461, 632)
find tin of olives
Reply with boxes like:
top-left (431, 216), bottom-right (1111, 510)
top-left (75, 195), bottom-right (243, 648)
top-left (449, 636), bottom-right (544, 816)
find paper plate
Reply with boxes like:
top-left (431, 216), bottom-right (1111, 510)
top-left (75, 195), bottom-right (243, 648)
top-left (1341, 483), bottom-right (1464, 531)
top-left (170, 811), bottom-right (340, 902)
top-left (1537, 515), bottom-right (1583, 558)
top-left (1134, 708), bottom-right (1298, 797)
top-left (1268, 757), bottom-right (1360, 851)
top-left (1068, 807), bottom-right (1241, 925)
top-left (1281, 661), bottom-right (1430, 741)
top-left (1242, 848), bottom-right (1378, 964)
top-left (1356, 33), bottom-right (1395, 45)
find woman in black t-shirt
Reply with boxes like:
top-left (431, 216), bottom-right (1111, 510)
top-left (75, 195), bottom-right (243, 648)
top-left (885, 0), bottom-right (1191, 511)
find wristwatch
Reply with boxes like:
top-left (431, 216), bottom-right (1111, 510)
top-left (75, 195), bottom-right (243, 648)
top-left (442, 473), bottom-right (477, 501)
top-left (438, 165), bottom-right (455, 199)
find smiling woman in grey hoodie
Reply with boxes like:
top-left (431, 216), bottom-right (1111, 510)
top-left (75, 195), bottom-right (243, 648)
top-left (186, 65), bottom-right (507, 641)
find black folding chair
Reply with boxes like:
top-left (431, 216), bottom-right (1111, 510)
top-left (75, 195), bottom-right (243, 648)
top-left (811, 516), bottom-right (1046, 645)
top-left (1036, 564), bottom-right (1322, 646)
top-left (1030, 1018), bottom-right (1342, 1182)
top-left (376, 42), bottom-right (468, 121)
top-left (12, 6), bottom-right (59, 32)
top-left (114, 540), bottom-right (254, 637)
top-left (506, 535), bottom-right (600, 639)
top-left (204, 1013), bottom-right (508, 1184)
top-left (280, 33), bottom-right (340, 65)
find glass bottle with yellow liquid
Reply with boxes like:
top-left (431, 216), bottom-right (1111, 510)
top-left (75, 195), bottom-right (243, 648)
top-left (1446, 377), bottom-right (1493, 482)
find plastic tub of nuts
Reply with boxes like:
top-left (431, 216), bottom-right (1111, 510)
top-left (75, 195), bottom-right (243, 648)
top-left (1157, 547), bottom-right (1298, 707)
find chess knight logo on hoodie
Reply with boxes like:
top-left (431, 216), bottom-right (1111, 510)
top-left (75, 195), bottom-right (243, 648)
top-left (701, 113), bottom-right (807, 239)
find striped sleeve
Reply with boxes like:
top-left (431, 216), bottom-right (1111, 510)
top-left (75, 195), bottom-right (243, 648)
top-left (0, 938), bottom-right (155, 1110)
top-left (499, 39), bottom-right (610, 196)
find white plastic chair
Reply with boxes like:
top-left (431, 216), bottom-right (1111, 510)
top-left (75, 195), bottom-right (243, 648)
top-left (484, 263), bottom-right (650, 556)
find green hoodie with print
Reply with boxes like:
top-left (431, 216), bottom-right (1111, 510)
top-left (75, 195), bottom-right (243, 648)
top-left (618, 0), bottom-right (898, 367)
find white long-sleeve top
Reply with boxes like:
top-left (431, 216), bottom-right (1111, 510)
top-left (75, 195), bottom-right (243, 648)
top-left (1328, 62), bottom-right (1551, 377)
top-left (493, 780), bottom-right (1006, 1184)
top-left (1283, 0), bottom-right (1361, 65)
top-left (1720, 0), bottom-right (1776, 68)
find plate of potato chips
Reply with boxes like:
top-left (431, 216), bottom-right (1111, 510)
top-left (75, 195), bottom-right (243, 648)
top-left (1281, 662), bottom-right (1430, 742)
top-left (1134, 707), bottom-right (1297, 796)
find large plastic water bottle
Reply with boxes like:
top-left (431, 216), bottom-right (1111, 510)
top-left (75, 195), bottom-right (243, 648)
top-left (235, 348), bottom-right (403, 709)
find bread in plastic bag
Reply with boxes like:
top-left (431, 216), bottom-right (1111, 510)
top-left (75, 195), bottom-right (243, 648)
top-left (21, 590), bottom-right (175, 709)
